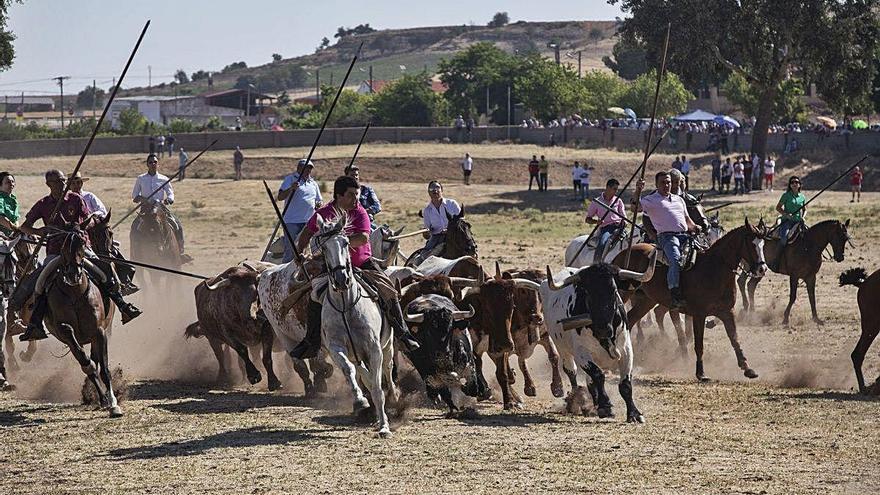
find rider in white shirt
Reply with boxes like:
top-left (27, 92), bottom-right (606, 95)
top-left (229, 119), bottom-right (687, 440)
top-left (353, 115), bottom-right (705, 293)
top-left (131, 153), bottom-right (188, 261)
top-left (421, 180), bottom-right (461, 254)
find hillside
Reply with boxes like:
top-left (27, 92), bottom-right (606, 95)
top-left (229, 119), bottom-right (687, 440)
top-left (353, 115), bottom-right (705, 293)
top-left (121, 20), bottom-right (618, 98)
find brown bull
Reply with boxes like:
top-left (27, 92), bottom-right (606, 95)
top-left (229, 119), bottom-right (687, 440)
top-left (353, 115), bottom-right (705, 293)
top-left (186, 264), bottom-right (281, 390)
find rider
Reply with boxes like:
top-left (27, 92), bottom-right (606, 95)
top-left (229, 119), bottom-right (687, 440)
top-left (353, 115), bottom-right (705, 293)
top-left (0, 171), bottom-right (19, 236)
top-left (69, 172), bottom-right (139, 296)
top-left (131, 153), bottom-right (190, 263)
top-left (634, 171), bottom-right (700, 310)
top-left (278, 159), bottom-right (322, 264)
top-left (287, 175), bottom-right (419, 359)
top-left (585, 178), bottom-right (625, 263)
top-left (421, 181), bottom-right (461, 256)
top-left (16, 170), bottom-right (142, 342)
top-left (770, 176), bottom-right (806, 271)
top-left (344, 164), bottom-right (381, 226)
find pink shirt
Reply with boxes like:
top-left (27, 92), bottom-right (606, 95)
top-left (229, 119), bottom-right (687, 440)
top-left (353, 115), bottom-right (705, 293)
top-left (307, 201), bottom-right (372, 268)
top-left (640, 191), bottom-right (689, 234)
top-left (586, 194), bottom-right (626, 228)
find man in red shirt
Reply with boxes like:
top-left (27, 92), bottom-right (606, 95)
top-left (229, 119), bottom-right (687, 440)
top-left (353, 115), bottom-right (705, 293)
top-left (851, 166), bottom-right (863, 203)
top-left (288, 175), bottom-right (419, 359)
top-left (15, 170), bottom-right (141, 341)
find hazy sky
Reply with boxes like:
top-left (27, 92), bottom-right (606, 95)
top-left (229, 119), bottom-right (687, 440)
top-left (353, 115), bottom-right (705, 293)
top-left (0, 0), bottom-right (622, 95)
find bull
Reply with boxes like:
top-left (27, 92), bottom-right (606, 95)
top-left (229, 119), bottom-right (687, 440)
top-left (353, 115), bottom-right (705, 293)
top-left (540, 252), bottom-right (657, 423)
top-left (403, 294), bottom-right (481, 414)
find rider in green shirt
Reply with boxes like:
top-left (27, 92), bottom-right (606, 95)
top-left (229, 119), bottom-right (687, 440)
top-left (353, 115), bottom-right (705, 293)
top-left (771, 176), bottom-right (806, 270)
top-left (0, 171), bottom-right (19, 236)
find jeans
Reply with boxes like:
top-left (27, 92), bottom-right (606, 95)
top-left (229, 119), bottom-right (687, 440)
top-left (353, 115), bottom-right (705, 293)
top-left (595, 224), bottom-right (619, 262)
top-left (734, 178), bottom-right (744, 195)
top-left (658, 232), bottom-right (689, 289)
top-left (529, 173), bottom-right (539, 190)
top-left (778, 219), bottom-right (799, 243)
top-left (539, 173), bottom-right (548, 191)
top-left (282, 222), bottom-right (307, 263)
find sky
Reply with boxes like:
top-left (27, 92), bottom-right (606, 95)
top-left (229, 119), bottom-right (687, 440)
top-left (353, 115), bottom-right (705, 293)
top-left (0, 0), bottom-right (623, 95)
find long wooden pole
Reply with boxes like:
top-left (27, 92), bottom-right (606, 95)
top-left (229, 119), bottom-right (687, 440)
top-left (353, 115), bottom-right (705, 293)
top-left (624, 23), bottom-right (671, 269)
top-left (798, 155), bottom-right (868, 213)
top-left (15, 20), bottom-right (150, 283)
top-left (348, 121), bottom-right (371, 168)
top-left (95, 253), bottom-right (209, 280)
top-left (261, 180), bottom-right (311, 283)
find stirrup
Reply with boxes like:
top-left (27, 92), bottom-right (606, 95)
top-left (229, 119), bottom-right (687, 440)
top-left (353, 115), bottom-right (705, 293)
top-left (19, 324), bottom-right (48, 342)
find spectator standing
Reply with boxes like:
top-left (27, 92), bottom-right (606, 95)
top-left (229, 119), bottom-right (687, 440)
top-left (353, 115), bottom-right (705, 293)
top-left (671, 156), bottom-right (682, 172)
top-left (528, 155), bottom-right (540, 190)
top-left (177, 147), bottom-right (188, 182)
top-left (851, 165), bottom-right (863, 202)
top-left (461, 153), bottom-right (473, 185)
top-left (751, 153), bottom-right (762, 190)
top-left (571, 161), bottom-right (583, 199)
top-left (720, 157), bottom-right (733, 194)
top-left (763, 155), bottom-right (776, 191)
top-left (680, 155), bottom-right (691, 191)
top-left (710, 154), bottom-right (722, 192)
top-left (538, 155), bottom-right (549, 192)
top-left (579, 164), bottom-right (593, 200)
top-left (743, 154), bottom-right (753, 193)
top-left (157, 135), bottom-right (166, 156)
top-left (166, 134), bottom-right (175, 157)
top-left (235, 116), bottom-right (242, 131)
top-left (733, 157), bottom-right (745, 195)
top-left (233, 146), bottom-right (244, 181)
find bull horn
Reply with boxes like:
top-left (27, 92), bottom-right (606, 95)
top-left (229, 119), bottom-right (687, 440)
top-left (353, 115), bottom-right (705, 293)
top-left (617, 248), bottom-right (658, 282)
top-left (495, 261), bottom-right (502, 280)
top-left (393, 225), bottom-right (406, 236)
top-left (404, 312), bottom-right (425, 323)
top-left (546, 265), bottom-right (580, 291)
top-left (512, 278), bottom-right (541, 291)
top-left (452, 305), bottom-right (475, 320)
top-left (205, 278), bottom-right (232, 290)
top-left (558, 313), bottom-right (592, 331)
top-left (449, 276), bottom-right (481, 288)
top-left (374, 241), bottom-right (400, 269)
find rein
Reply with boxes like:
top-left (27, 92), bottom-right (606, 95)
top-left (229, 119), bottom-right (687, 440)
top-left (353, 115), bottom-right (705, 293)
top-left (319, 232), bottom-right (363, 365)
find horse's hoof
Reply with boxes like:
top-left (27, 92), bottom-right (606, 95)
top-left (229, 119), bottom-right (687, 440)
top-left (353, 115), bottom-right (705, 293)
top-left (705, 319), bottom-right (717, 329)
top-left (353, 399), bottom-right (370, 415)
top-left (503, 401), bottom-right (523, 411)
top-left (597, 407), bottom-right (615, 419)
top-left (268, 379), bottom-right (283, 392)
top-left (550, 382), bottom-right (564, 398)
top-left (627, 413), bottom-right (646, 424)
top-left (315, 378), bottom-right (329, 394)
top-left (109, 406), bottom-right (124, 418)
top-left (813, 318), bottom-right (826, 326)
top-left (377, 428), bottom-right (392, 439)
top-left (0, 381), bottom-right (15, 392)
top-left (303, 384), bottom-right (317, 399)
top-left (19, 351), bottom-right (32, 363)
top-left (782, 319), bottom-right (790, 328)
top-left (697, 375), bottom-right (712, 383)
top-left (246, 371), bottom-right (262, 385)
top-left (743, 368), bottom-right (759, 379)
top-left (524, 384), bottom-right (537, 397)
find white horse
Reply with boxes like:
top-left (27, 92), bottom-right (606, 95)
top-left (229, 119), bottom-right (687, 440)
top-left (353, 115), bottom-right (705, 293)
top-left (565, 227), bottom-right (646, 268)
top-left (314, 213), bottom-right (398, 438)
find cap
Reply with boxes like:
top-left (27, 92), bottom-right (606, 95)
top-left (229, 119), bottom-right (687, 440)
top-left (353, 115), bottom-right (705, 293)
top-left (70, 171), bottom-right (90, 182)
top-left (297, 159), bottom-right (315, 168)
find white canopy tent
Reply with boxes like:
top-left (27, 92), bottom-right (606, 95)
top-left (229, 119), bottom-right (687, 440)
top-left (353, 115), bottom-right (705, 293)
top-left (673, 109), bottom-right (718, 122)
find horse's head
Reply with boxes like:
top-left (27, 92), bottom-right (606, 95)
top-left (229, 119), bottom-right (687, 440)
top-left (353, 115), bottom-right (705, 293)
top-left (829, 219), bottom-right (851, 262)
top-left (315, 213), bottom-right (353, 291)
top-left (58, 221), bottom-right (91, 286)
top-left (740, 217), bottom-right (768, 277)
top-left (706, 211), bottom-right (725, 245)
top-left (445, 206), bottom-right (478, 258)
top-left (87, 210), bottom-right (114, 255)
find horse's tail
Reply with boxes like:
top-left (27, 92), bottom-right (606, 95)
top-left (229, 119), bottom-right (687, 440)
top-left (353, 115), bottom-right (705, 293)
top-left (184, 321), bottom-right (204, 339)
top-left (839, 267), bottom-right (868, 288)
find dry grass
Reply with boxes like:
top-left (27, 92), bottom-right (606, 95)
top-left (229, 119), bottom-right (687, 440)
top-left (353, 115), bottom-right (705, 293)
top-left (0, 145), bottom-right (878, 494)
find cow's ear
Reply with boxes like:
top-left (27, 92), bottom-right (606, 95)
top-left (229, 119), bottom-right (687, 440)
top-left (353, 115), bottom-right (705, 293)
top-left (418, 210), bottom-right (423, 218)
top-left (459, 205), bottom-right (466, 217)
top-left (844, 218), bottom-right (850, 228)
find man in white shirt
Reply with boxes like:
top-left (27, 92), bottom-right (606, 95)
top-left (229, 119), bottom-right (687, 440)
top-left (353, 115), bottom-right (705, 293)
top-left (680, 155), bottom-right (691, 190)
top-left (69, 172), bottom-right (107, 219)
top-left (277, 159), bottom-right (322, 263)
top-left (421, 180), bottom-right (461, 255)
top-left (571, 162), bottom-right (583, 199)
top-left (579, 164), bottom-right (593, 200)
top-left (461, 153), bottom-right (473, 185)
top-left (132, 153), bottom-right (188, 260)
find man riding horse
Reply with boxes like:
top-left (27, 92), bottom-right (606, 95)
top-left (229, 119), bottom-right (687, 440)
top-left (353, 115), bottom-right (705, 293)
top-left (585, 178), bottom-right (626, 264)
top-left (131, 153), bottom-right (189, 263)
top-left (633, 171), bottom-right (701, 310)
top-left (15, 170), bottom-right (142, 342)
top-left (288, 175), bottom-right (420, 359)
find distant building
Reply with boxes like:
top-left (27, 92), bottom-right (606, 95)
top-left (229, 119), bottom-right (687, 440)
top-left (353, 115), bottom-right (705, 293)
top-left (1, 96), bottom-right (55, 113)
top-left (108, 89), bottom-right (274, 128)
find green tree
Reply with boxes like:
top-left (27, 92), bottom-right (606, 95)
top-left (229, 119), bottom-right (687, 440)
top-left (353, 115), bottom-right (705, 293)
top-left (514, 56), bottom-right (588, 121)
top-left (610, 0), bottom-right (880, 159)
top-left (233, 75), bottom-right (256, 90)
top-left (438, 42), bottom-right (519, 122)
top-left (602, 37), bottom-right (648, 80)
top-left (617, 69), bottom-right (689, 118)
top-left (75, 85), bottom-right (105, 109)
top-left (222, 61), bottom-right (247, 73)
top-left (370, 74), bottom-right (448, 126)
top-left (272, 53), bottom-right (282, 62)
top-left (191, 70), bottom-right (209, 81)
top-left (722, 73), bottom-right (807, 124)
top-left (0, 1), bottom-right (20, 72)
top-left (117, 107), bottom-right (147, 135)
top-left (488, 12), bottom-right (509, 28)
top-left (174, 69), bottom-right (189, 84)
top-left (580, 70), bottom-right (626, 117)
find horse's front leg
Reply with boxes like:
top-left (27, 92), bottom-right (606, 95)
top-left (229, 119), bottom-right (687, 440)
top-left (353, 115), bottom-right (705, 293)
top-left (782, 276), bottom-right (798, 327)
top-left (736, 271), bottom-right (750, 314)
top-left (805, 274), bottom-right (824, 326)
top-left (55, 322), bottom-right (107, 410)
top-left (747, 276), bottom-right (760, 313)
top-left (327, 343), bottom-right (369, 414)
top-left (692, 314), bottom-right (709, 382)
top-left (717, 309), bottom-right (758, 379)
top-left (93, 331), bottom-right (123, 417)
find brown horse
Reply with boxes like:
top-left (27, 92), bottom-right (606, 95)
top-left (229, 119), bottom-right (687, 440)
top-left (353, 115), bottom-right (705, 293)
top-left (45, 221), bottom-right (122, 417)
top-left (738, 219), bottom-right (850, 326)
top-left (130, 201), bottom-right (181, 289)
top-left (614, 220), bottom-right (769, 381)
top-left (1, 234), bottom-right (39, 382)
top-left (839, 267), bottom-right (880, 394)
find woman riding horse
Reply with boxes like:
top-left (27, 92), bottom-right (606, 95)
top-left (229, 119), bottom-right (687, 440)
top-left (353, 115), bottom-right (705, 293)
top-left (769, 176), bottom-right (806, 271)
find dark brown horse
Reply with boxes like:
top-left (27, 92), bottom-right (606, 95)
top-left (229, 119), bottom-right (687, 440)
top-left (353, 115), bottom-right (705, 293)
top-left (614, 220), bottom-right (769, 381)
top-left (1, 234), bottom-right (39, 382)
top-left (738, 219), bottom-right (850, 326)
top-left (45, 221), bottom-right (122, 417)
top-left (406, 207), bottom-right (478, 267)
top-left (130, 202), bottom-right (181, 288)
top-left (839, 267), bottom-right (880, 394)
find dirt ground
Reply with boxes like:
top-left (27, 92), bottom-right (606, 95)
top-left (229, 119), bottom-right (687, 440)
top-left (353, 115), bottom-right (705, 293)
top-left (0, 146), bottom-right (878, 494)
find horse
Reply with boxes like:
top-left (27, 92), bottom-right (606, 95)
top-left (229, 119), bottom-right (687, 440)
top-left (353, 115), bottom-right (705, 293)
top-left (130, 201), bottom-right (181, 289)
top-left (614, 219), bottom-right (769, 381)
top-left (737, 219), bottom-right (851, 326)
top-left (405, 207), bottom-right (478, 267)
top-left (839, 267), bottom-right (880, 394)
top-left (44, 221), bottom-right (122, 417)
top-left (1, 233), bottom-right (42, 383)
top-left (314, 212), bottom-right (398, 437)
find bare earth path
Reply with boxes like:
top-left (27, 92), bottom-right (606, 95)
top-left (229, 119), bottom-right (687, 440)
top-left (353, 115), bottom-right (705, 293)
top-left (0, 147), bottom-right (878, 494)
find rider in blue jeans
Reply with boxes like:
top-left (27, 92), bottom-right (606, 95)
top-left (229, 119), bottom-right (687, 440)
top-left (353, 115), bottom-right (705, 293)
top-left (633, 171), bottom-right (700, 309)
top-left (770, 176), bottom-right (806, 271)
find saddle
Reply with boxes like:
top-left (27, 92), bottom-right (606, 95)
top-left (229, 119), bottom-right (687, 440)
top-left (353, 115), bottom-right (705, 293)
top-left (656, 235), bottom-right (699, 272)
top-left (767, 221), bottom-right (806, 246)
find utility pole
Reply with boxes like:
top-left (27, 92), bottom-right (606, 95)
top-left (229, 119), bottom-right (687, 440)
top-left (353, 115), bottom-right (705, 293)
top-left (53, 75), bottom-right (70, 129)
top-left (507, 84), bottom-right (511, 140)
top-left (3, 95), bottom-right (7, 119)
top-left (148, 65), bottom-right (152, 90)
top-left (369, 65), bottom-right (373, 93)
top-left (578, 51), bottom-right (582, 77)
top-left (92, 79), bottom-right (97, 118)
top-left (315, 69), bottom-right (320, 103)
top-left (486, 85), bottom-right (490, 124)
top-left (548, 42), bottom-right (560, 64)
